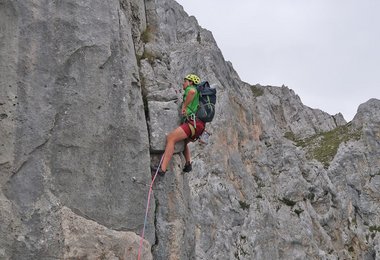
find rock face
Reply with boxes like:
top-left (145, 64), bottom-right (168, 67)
top-left (1, 0), bottom-right (379, 259)
top-left (0, 0), bottom-right (152, 258)
top-left (60, 206), bottom-right (152, 260)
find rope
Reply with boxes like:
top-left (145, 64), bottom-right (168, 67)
top-left (137, 154), bottom-right (164, 260)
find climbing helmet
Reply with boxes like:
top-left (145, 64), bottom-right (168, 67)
top-left (184, 74), bottom-right (201, 85)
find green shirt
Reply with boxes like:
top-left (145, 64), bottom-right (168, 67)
top-left (183, 85), bottom-right (199, 116)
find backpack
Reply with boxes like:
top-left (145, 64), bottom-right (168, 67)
top-left (196, 81), bottom-right (216, 123)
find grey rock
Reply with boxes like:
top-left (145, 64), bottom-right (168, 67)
top-left (1, 0), bottom-right (380, 259)
top-left (148, 100), bottom-right (184, 152)
top-left (60, 206), bottom-right (152, 259)
top-left (1, 0), bottom-right (152, 257)
top-left (352, 98), bottom-right (380, 127)
top-left (142, 1), bottom-right (380, 259)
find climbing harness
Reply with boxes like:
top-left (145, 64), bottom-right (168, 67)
top-left (190, 113), bottom-right (196, 130)
top-left (137, 154), bottom-right (164, 260)
top-left (183, 114), bottom-right (197, 139)
top-left (188, 123), bottom-right (196, 138)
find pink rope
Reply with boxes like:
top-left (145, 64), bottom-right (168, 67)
top-left (137, 154), bottom-right (164, 260)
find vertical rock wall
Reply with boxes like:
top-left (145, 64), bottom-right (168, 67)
top-left (0, 0), bottom-right (153, 258)
top-left (1, 0), bottom-right (379, 259)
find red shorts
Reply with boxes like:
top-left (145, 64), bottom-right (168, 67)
top-left (180, 119), bottom-right (205, 140)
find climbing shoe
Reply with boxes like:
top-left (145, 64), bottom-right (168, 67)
top-left (151, 166), bottom-right (166, 179)
top-left (182, 162), bottom-right (192, 173)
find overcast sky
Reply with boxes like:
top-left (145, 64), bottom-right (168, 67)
top-left (175, 0), bottom-right (379, 121)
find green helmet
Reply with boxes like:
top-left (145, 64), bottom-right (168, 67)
top-left (184, 74), bottom-right (201, 85)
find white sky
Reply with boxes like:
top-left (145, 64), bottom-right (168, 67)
top-left (175, 0), bottom-right (379, 121)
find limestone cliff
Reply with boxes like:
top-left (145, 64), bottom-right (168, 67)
top-left (0, 0), bottom-right (379, 259)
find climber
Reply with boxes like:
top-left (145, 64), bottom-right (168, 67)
top-left (152, 74), bottom-right (205, 177)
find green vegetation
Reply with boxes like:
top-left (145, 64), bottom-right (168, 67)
top-left (369, 225), bottom-right (380, 232)
top-left (284, 131), bottom-right (297, 142)
top-left (239, 200), bottom-right (250, 210)
top-left (284, 123), bottom-right (362, 168)
top-left (141, 50), bottom-right (157, 63)
top-left (294, 208), bottom-right (304, 217)
top-left (279, 197), bottom-right (297, 207)
top-left (136, 26), bottom-right (158, 65)
top-left (250, 84), bottom-right (264, 97)
top-left (136, 49), bottom-right (159, 66)
top-left (234, 248), bottom-right (248, 259)
top-left (306, 192), bottom-right (315, 201)
top-left (141, 25), bottom-right (155, 43)
top-left (254, 176), bottom-right (265, 188)
top-left (197, 31), bottom-right (201, 44)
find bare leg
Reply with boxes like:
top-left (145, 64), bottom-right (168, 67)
top-left (183, 140), bottom-right (191, 164)
top-left (161, 127), bottom-right (188, 172)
